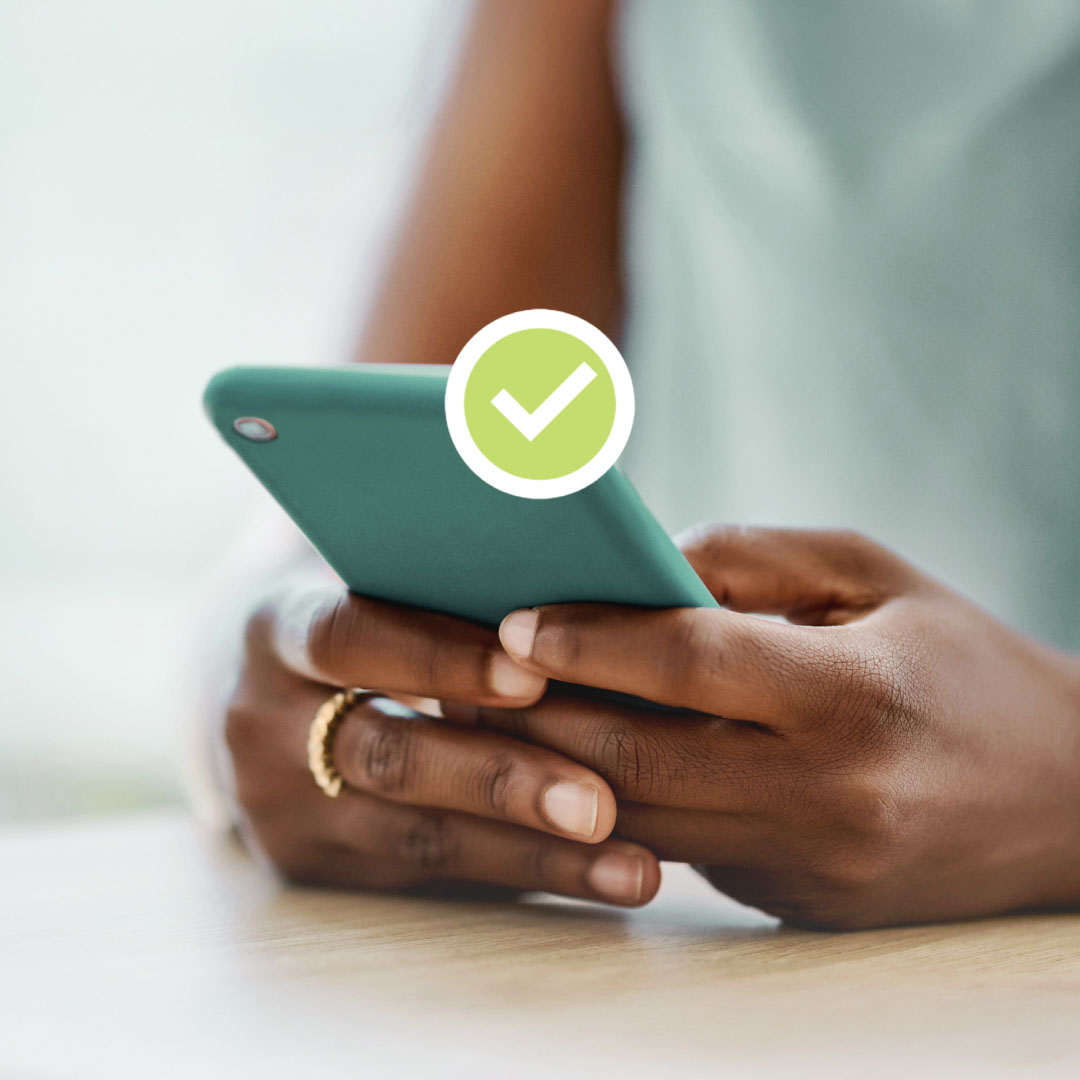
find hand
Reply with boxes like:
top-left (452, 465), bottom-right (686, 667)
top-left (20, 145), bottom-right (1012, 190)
top-left (475, 526), bottom-right (1080, 929)
top-left (219, 572), bottom-right (661, 906)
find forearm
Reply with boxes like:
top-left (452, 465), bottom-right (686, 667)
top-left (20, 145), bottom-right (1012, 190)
top-left (355, 0), bottom-right (624, 369)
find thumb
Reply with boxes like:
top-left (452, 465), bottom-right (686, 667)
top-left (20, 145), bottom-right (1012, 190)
top-left (677, 524), bottom-right (919, 625)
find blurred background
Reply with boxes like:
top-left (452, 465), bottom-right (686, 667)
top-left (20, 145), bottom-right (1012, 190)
top-left (0, 0), bottom-right (465, 822)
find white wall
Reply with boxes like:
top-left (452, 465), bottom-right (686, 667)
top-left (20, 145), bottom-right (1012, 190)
top-left (0, 0), bottom-right (463, 819)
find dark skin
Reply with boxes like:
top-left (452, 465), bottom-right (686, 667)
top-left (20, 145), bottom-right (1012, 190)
top-left (483, 525), bottom-right (1080, 928)
top-left (226, 579), bottom-right (657, 904)
top-left (218, 0), bottom-right (1080, 927)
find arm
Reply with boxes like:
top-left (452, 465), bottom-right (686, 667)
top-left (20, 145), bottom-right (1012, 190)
top-left (358, 0), bottom-right (625, 365)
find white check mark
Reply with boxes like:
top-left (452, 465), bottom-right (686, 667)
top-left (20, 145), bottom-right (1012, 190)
top-left (490, 361), bottom-right (597, 442)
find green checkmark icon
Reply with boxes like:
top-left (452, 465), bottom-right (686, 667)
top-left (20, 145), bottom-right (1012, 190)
top-left (463, 328), bottom-right (616, 481)
top-left (446, 310), bottom-right (635, 499)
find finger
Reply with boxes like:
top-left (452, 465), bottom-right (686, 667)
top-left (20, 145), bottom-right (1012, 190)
top-left (474, 695), bottom-right (784, 810)
top-left (333, 697), bottom-right (617, 842)
top-left (499, 603), bottom-right (853, 721)
top-left (267, 578), bottom-right (547, 705)
top-left (612, 800), bottom-right (765, 864)
top-left (321, 794), bottom-right (662, 906)
top-left (677, 524), bottom-right (920, 625)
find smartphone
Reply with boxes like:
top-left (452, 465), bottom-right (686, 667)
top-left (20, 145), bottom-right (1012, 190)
top-left (203, 364), bottom-right (716, 629)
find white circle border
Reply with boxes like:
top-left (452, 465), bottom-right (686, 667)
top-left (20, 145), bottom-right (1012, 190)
top-left (444, 309), bottom-right (635, 499)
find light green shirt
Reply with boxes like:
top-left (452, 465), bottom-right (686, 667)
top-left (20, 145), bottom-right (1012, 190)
top-left (618, 0), bottom-right (1080, 649)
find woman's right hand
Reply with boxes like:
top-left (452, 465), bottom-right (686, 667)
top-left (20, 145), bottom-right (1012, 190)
top-left (219, 573), bottom-right (659, 906)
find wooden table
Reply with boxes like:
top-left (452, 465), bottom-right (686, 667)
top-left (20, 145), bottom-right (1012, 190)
top-left (2, 811), bottom-right (1078, 1078)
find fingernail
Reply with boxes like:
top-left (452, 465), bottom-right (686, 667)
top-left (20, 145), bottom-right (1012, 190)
top-left (500, 609), bottom-right (538, 660)
top-left (489, 652), bottom-right (545, 698)
top-left (586, 853), bottom-right (645, 904)
top-left (541, 781), bottom-right (599, 839)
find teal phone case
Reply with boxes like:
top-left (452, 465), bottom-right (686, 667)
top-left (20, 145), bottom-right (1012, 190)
top-left (204, 364), bottom-right (716, 628)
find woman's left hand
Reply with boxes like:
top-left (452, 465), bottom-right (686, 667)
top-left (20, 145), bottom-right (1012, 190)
top-left (465, 526), bottom-right (1080, 929)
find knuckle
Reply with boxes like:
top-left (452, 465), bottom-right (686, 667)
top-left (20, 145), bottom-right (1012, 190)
top-left (402, 633), bottom-right (445, 694)
top-left (407, 634), bottom-right (487, 697)
top-left (812, 641), bottom-right (908, 736)
top-left (825, 529), bottom-right (889, 572)
top-left (841, 773), bottom-right (905, 844)
top-left (810, 753), bottom-right (906, 838)
top-left (305, 591), bottom-right (369, 679)
top-left (400, 811), bottom-right (455, 874)
top-left (678, 521), bottom-right (732, 562)
top-left (472, 753), bottom-right (515, 817)
top-left (810, 840), bottom-right (895, 896)
top-left (686, 521), bottom-right (745, 556)
top-left (348, 711), bottom-right (414, 796)
top-left (797, 773), bottom-right (906, 894)
top-left (661, 610), bottom-right (720, 689)
top-left (826, 529), bottom-right (912, 592)
top-left (855, 652), bottom-right (908, 718)
top-left (307, 589), bottom-right (490, 696)
top-left (589, 724), bottom-right (669, 799)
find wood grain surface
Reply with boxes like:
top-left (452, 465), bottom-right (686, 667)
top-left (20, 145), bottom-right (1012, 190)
top-left (1, 811), bottom-right (1078, 1078)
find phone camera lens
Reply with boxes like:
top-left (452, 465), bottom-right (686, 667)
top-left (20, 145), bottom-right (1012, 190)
top-left (232, 417), bottom-right (277, 442)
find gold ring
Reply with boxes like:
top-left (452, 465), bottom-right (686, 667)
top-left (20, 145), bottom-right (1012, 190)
top-left (307, 688), bottom-right (369, 797)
